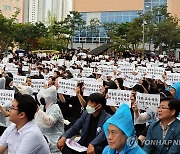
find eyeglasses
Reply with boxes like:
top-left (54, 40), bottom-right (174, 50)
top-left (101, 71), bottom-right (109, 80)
top-left (157, 106), bottom-right (170, 110)
top-left (108, 130), bottom-right (119, 137)
top-left (9, 106), bottom-right (18, 111)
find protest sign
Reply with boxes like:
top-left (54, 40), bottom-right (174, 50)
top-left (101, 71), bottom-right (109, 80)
top-left (58, 79), bottom-right (77, 96)
top-left (83, 81), bottom-right (103, 96)
top-left (22, 66), bottom-right (29, 72)
top-left (99, 65), bottom-right (116, 76)
top-left (172, 68), bottom-right (180, 73)
top-left (123, 74), bottom-right (142, 88)
top-left (5, 67), bottom-right (18, 75)
top-left (136, 66), bottom-right (147, 76)
top-left (30, 70), bottom-right (39, 76)
top-left (82, 68), bottom-right (93, 77)
top-left (106, 89), bottom-right (131, 107)
top-left (57, 59), bottom-right (65, 66)
top-left (0, 64), bottom-right (4, 70)
top-left (166, 73), bottom-right (180, 85)
top-left (145, 67), bottom-right (165, 79)
top-left (13, 75), bottom-right (26, 87)
top-left (117, 65), bottom-right (135, 75)
top-left (136, 92), bottom-right (160, 112)
top-left (31, 79), bottom-right (45, 93)
top-left (0, 89), bottom-right (14, 103)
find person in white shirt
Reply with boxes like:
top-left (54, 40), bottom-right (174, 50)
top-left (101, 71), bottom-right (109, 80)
top-left (0, 93), bottom-right (51, 154)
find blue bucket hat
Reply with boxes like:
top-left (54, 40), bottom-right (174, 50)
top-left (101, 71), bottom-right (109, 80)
top-left (103, 104), bottom-right (135, 138)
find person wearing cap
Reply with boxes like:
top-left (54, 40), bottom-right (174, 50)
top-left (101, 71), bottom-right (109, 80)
top-left (103, 104), bottom-right (146, 154)
top-left (143, 97), bottom-right (180, 154)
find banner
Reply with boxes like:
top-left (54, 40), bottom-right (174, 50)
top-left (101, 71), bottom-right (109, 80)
top-left (106, 89), bottom-right (131, 107)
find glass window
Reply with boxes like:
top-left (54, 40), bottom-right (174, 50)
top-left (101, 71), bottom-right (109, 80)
top-left (123, 16), bottom-right (130, 22)
top-left (154, 0), bottom-right (160, 2)
top-left (130, 16), bottom-right (136, 22)
top-left (145, 0), bottom-right (151, 2)
top-left (115, 16), bottom-right (122, 23)
top-left (108, 16), bottom-right (115, 22)
top-left (160, 0), bottom-right (167, 3)
top-left (130, 11), bottom-right (138, 16)
top-left (115, 12), bottom-right (122, 16)
top-left (108, 12), bottom-right (115, 16)
top-left (152, 3), bottom-right (160, 8)
top-left (101, 16), bottom-right (108, 23)
top-left (123, 12), bottom-right (129, 16)
top-left (86, 38), bottom-right (92, 43)
top-left (101, 12), bottom-right (108, 17)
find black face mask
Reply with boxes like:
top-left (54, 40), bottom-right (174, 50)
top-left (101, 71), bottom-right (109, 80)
top-left (40, 97), bottom-right (46, 105)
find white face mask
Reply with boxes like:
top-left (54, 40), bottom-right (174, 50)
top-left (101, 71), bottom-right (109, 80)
top-left (86, 105), bottom-right (96, 114)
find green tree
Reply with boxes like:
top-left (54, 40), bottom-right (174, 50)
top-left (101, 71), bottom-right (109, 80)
top-left (63, 11), bottom-right (85, 48)
top-left (88, 18), bottom-right (101, 46)
top-left (0, 13), bottom-right (15, 52)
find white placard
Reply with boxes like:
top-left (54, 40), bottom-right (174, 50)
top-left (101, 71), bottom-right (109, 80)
top-left (83, 81), bottom-right (103, 96)
top-left (0, 89), bottom-right (14, 103)
top-left (136, 66), bottom-right (147, 76)
top-left (57, 59), bottom-right (65, 66)
top-left (31, 79), bottom-right (45, 93)
top-left (82, 68), bottom-right (93, 77)
top-left (0, 64), bottom-right (4, 70)
top-left (5, 67), bottom-right (18, 75)
top-left (136, 92), bottom-right (160, 112)
top-left (13, 75), bottom-right (26, 87)
top-left (22, 66), bottom-right (29, 72)
top-left (90, 62), bottom-right (99, 68)
top-left (172, 68), bottom-right (180, 73)
top-left (69, 69), bottom-right (80, 78)
top-left (145, 67), bottom-right (165, 79)
top-left (77, 77), bottom-right (96, 83)
top-left (106, 89), bottom-right (131, 107)
top-left (166, 73), bottom-right (180, 85)
top-left (117, 65), bottom-right (135, 75)
top-left (58, 79), bottom-right (77, 96)
top-left (98, 65), bottom-right (116, 76)
top-left (30, 70), bottom-right (38, 76)
top-left (174, 63), bottom-right (180, 67)
top-left (42, 61), bottom-right (51, 65)
top-left (19, 53), bottom-right (24, 57)
top-left (123, 74), bottom-right (142, 88)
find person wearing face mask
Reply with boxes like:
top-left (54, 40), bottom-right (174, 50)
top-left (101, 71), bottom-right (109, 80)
top-left (35, 86), bottom-right (64, 153)
top-left (57, 93), bottom-right (111, 154)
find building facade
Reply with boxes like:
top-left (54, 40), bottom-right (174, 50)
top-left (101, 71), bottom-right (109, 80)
top-left (0, 0), bottom-right (23, 23)
top-left (23, 0), bottom-right (72, 24)
top-left (72, 0), bottom-right (180, 45)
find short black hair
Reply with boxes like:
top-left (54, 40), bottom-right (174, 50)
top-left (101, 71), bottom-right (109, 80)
top-left (14, 93), bottom-right (38, 121)
top-left (132, 84), bottom-right (144, 93)
top-left (87, 93), bottom-right (106, 108)
top-left (160, 97), bottom-right (180, 117)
